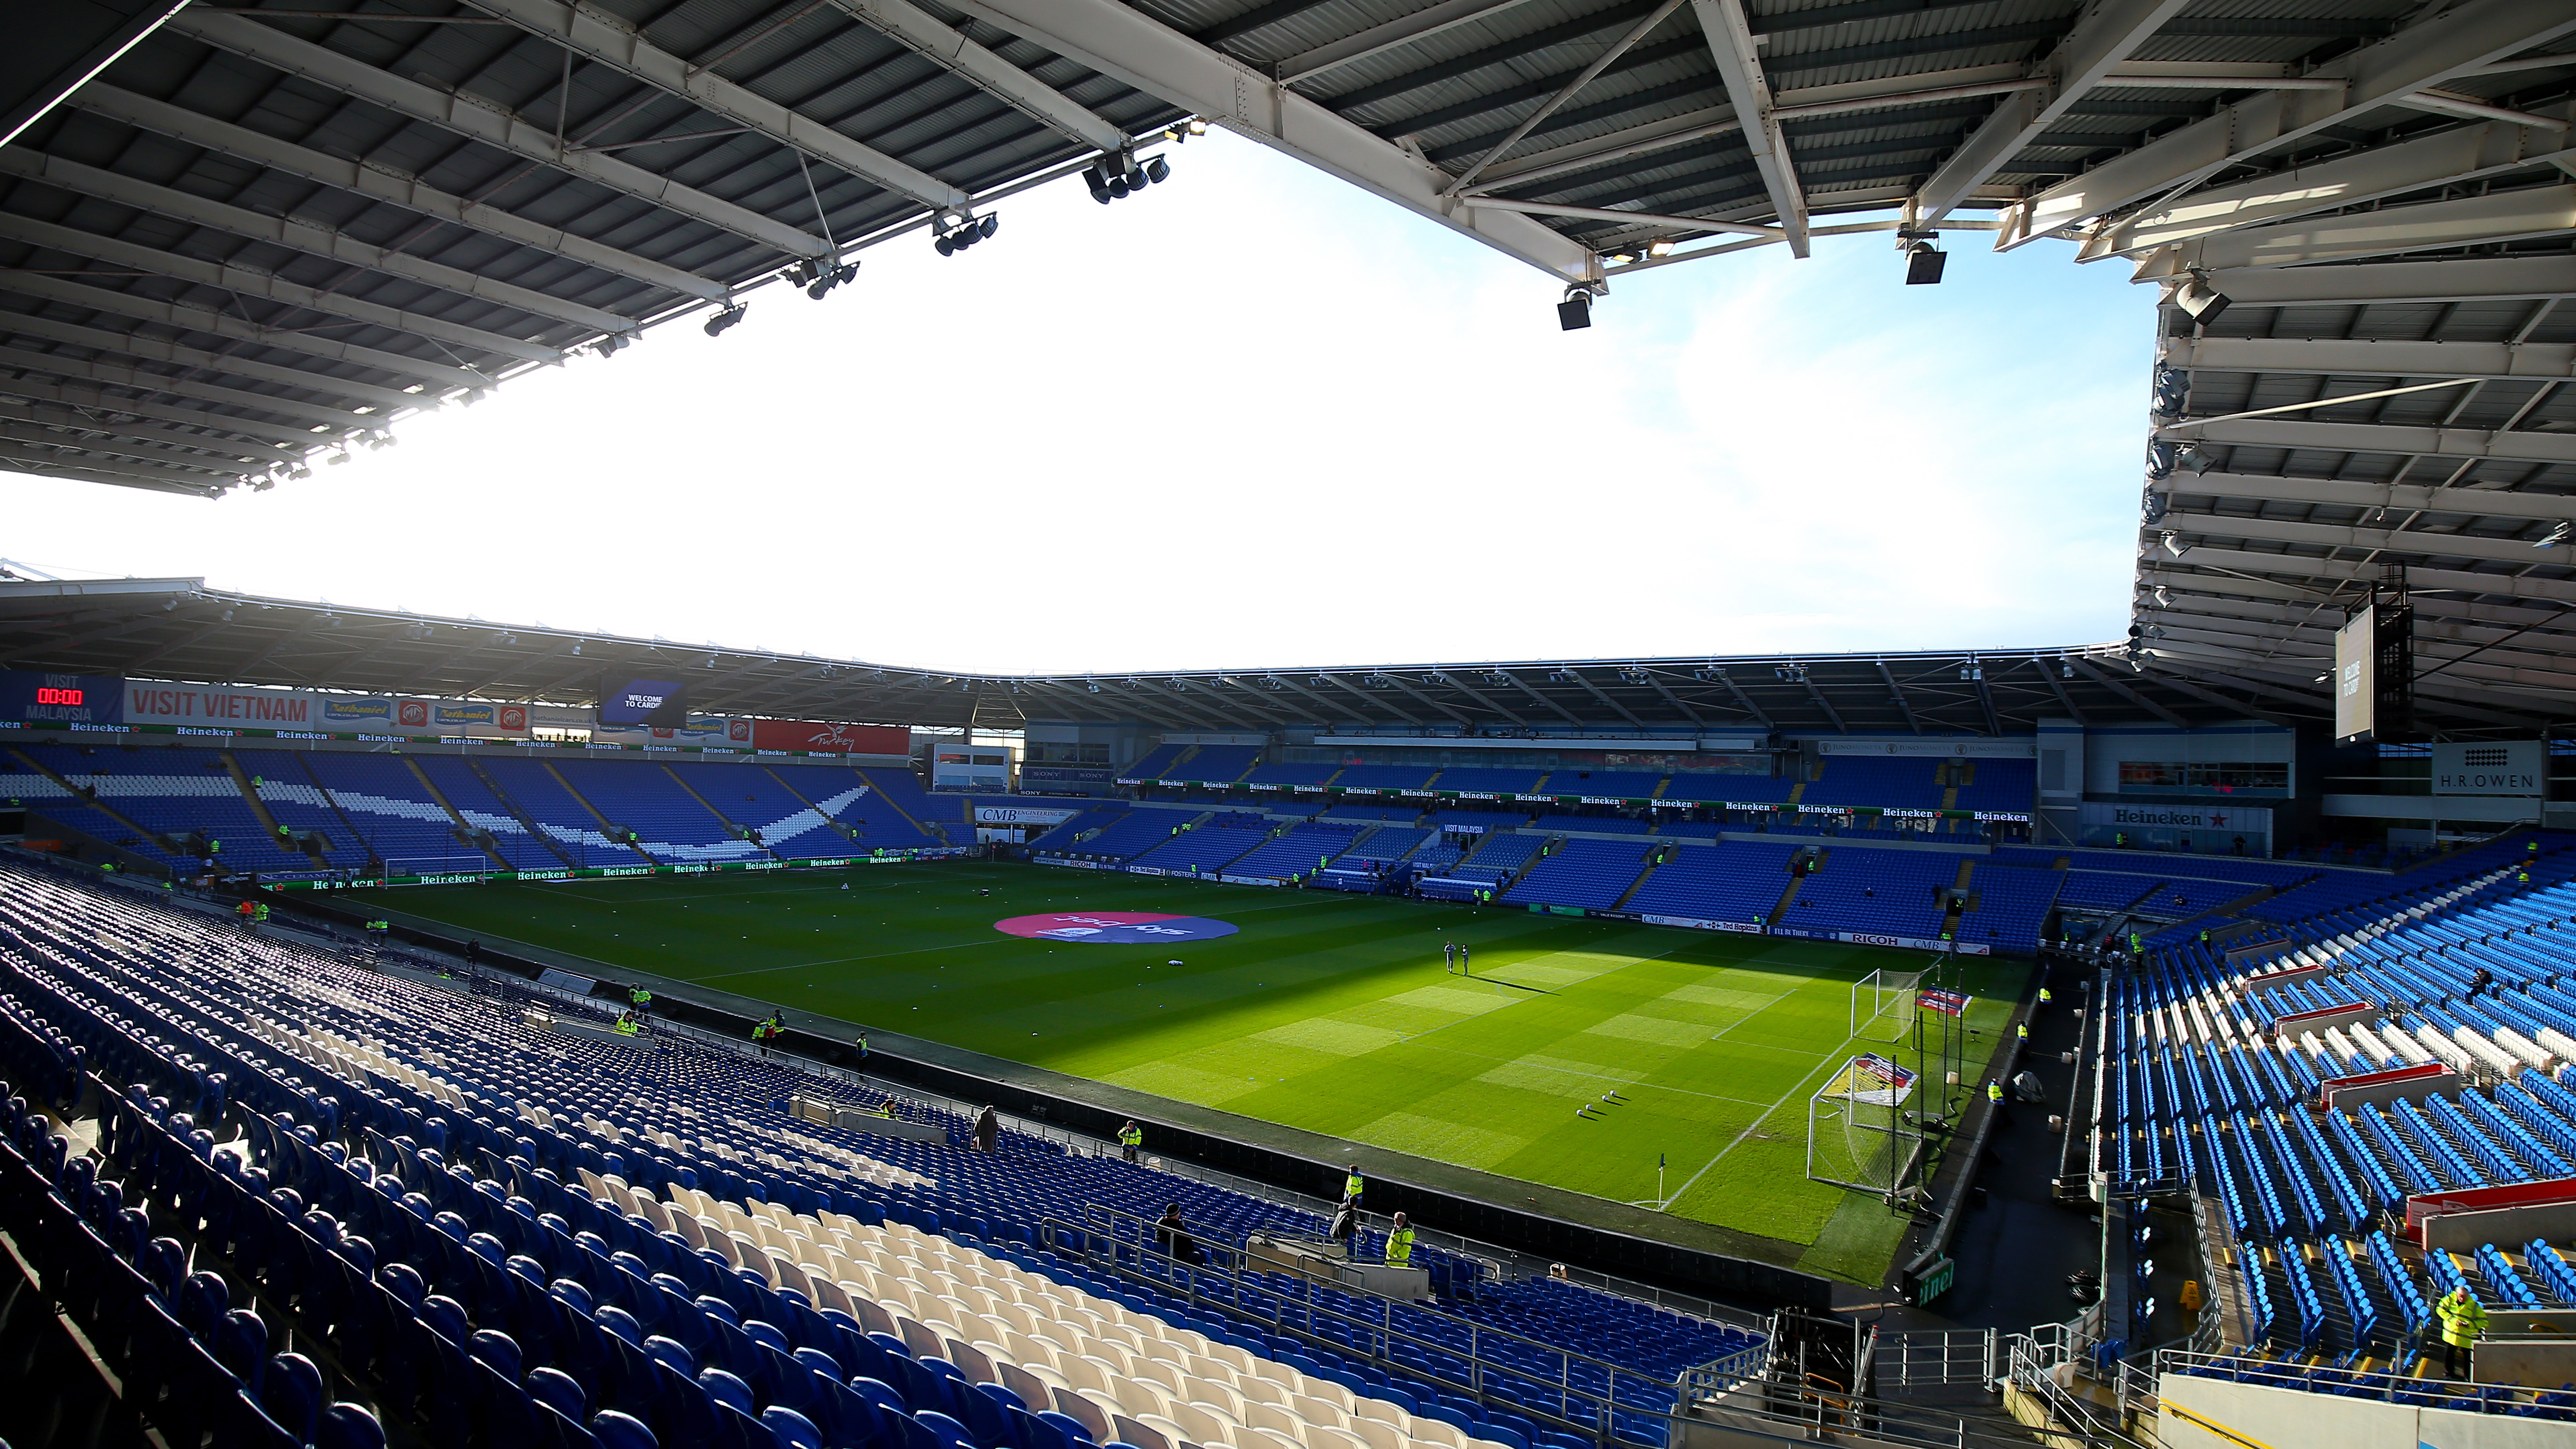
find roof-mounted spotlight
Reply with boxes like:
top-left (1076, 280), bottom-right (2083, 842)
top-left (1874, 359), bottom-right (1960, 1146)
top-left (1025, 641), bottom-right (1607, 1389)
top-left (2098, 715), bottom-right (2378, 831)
top-left (2145, 439), bottom-right (2177, 480)
top-left (2173, 273), bottom-right (2231, 326)
top-left (935, 213), bottom-right (998, 255)
top-left (2154, 584), bottom-right (2172, 607)
top-left (1557, 285), bottom-right (1594, 331)
top-left (2534, 520), bottom-right (2571, 549)
top-left (806, 261), bottom-right (857, 300)
top-left (594, 333), bottom-right (631, 357)
top-left (2161, 530), bottom-right (2185, 557)
top-left (1902, 236), bottom-right (1946, 285)
top-left (704, 303), bottom-right (747, 337)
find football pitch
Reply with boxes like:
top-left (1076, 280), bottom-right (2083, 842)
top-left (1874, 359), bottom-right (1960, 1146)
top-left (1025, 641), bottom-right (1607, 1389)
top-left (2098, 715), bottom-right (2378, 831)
top-left (387, 862), bottom-right (2024, 1281)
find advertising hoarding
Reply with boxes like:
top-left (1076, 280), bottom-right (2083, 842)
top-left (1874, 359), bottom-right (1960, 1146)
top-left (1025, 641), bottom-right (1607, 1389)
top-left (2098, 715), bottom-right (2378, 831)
top-left (749, 720), bottom-right (909, 755)
top-left (2432, 741), bottom-right (2543, 798)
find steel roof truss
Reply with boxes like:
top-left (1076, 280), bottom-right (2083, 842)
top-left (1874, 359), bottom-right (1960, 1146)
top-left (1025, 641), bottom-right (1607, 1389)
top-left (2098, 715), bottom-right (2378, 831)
top-left (1913, 0), bottom-right (2191, 227)
top-left (2006, 0), bottom-right (2576, 247)
top-left (1688, 0), bottom-right (1807, 254)
top-left (0, 268), bottom-right (489, 393)
top-left (171, 8), bottom-right (832, 260)
top-left (71, 83), bottom-right (732, 305)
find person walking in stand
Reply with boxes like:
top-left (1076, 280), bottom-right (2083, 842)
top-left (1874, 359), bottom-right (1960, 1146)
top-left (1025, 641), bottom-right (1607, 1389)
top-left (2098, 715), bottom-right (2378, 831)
top-left (2437, 1284), bottom-right (2487, 1379)
top-left (1329, 1196), bottom-right (1359, 1259)
top-left (1118, 1120), bottom-right (1143, 1164)
top-left (1155, 1204), bottom-right (1204, 1267)
top-left (1343, 1164), bottom-right (1365, 1207)
top-left (1384, 1211), bottom-right (1416, 1267)
top-left (974, 1105), bottom-right (999, 1155)
top-left (629, 985), bottom-right (653, 1020)
top-left (855, 1031), bottom-right (868, 1066)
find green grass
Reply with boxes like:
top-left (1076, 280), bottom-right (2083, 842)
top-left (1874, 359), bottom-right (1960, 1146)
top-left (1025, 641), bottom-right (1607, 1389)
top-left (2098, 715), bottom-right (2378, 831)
top-left (389, 862), bottom-right (2021, 1278)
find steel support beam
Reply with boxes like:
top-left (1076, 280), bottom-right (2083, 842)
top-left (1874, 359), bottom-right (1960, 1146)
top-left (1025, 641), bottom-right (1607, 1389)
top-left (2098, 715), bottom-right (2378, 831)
top-left (2162, 415), bottom-right (2576, 465)
top-left (2198, 255), bottom-right (2576, 308)
top-left (172, 8), bottom-right (831, 259)
top-left (467, 0), bottom-right (969, 212)
top-left (1912, 0), bottom-right (2190, 226)
top-left (2163, 509), bottom-right (2570, 567)
top-left (2087, 115), bottom-right (2576, 257)
top-left (0, 0), bottom-right (190, 149)
top-left (2068, 657), bottom-right (2189, 727)
top-left (0, 310), bottom-right (426, 414)
top-left (2157, 547), bottom-right (2576, 607)
top-left (2154, 471), bottom-right (2576, 522)
top-left (2004, 0), bottom-right (2576, 248)
top-left (0, 396), bottom-right (299, 458)
top-left (1460, 107), bottom-right (1737, 195)
top-left (2171, 185), bottom-right (2576, 273)
top-left (2162, 333), bottom-right (2576, 383)
top-left (951, 0), bottom-right (1594, 279)
top-left (0, 345), bottom-right (374, 433)
top-left (2135, 668), bottom-right (2295, 727)
top-left (0, 449), bottom-right (231, 496)
top-left (73, 84), bottom-right (732, 305)
top-left (0, 269), bottom-right (491, 394)
top-left (0, 214), bottom-right (559, 367)
top-left (0, 386), bottom-right (312, 458)
top-left (0, 148), bottom-right (640, 338)
top-left (829, 0), bottom-right (1125, 153)
top-left (1463, 197), bottom-right (1780, 237)
top-left (1876, 659), bottom-right (1920, 734)
top-left (0, 419), bottom-right (267, 477)
top-left (1688, 0), bottom-right (1807, 254)
top-left (1277, 0), bottom-right (1543, 85)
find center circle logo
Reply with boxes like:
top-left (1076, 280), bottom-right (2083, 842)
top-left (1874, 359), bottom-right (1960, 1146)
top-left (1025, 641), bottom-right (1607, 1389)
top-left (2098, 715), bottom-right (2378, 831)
top-left (994, 911), bottom-right (1239, 944)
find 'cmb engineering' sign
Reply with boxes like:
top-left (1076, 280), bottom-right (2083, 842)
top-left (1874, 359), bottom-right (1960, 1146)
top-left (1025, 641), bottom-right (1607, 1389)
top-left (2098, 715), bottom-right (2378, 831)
top-left (2432, 741), bottom-right (2544, 798)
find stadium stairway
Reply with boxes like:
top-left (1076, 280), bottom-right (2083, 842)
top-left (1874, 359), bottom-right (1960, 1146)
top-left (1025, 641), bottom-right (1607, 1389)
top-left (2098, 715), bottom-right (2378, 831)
top-left (422, 757), bottom-right (568, 872)
top-left (217, 751), bottom-right (309, 865)
top-left (1765, 857), bottom-right (1814, 925)
top-left (8, 745), bottom-right (186, 868)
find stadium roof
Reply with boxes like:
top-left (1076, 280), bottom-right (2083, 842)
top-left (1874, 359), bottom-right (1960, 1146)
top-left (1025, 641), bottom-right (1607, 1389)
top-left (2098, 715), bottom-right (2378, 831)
top-left (0, 573), bottom-right (2549, 737)
top-left (3, 2), bottom-right (2573, 736)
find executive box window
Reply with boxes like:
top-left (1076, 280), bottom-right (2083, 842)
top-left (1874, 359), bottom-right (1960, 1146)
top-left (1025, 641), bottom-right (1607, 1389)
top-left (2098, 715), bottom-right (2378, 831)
top-left (2117, 761), bottom-right (2288, 795)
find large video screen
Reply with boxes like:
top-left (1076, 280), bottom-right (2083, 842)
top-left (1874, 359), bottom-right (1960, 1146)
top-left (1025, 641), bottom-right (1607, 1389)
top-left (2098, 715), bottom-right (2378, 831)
top-left (598, 675), bottom-right (689, 727)
top-left (2333, 606), bottom-right (2375, 744)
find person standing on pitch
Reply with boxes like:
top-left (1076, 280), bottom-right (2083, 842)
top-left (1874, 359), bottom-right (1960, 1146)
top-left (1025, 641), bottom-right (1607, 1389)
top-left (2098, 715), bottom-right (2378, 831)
top-left (1119, 1120), bottom-right (1143, 1163)
top-left (1458, 943), bottom-right (1470, 977)
top-left (1443, 941), bottom-right (1457, 974)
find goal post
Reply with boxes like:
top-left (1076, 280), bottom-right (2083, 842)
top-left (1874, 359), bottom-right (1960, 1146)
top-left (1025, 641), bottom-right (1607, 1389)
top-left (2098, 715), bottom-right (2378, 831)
top-left (1850, 968), bottom-right (1923, 1043)
top-left (1806, 1052), bottom-right (1922, 1194)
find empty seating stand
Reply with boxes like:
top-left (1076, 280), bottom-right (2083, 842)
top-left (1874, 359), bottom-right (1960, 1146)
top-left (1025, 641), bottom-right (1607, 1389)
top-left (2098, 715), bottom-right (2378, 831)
top-left (0, 858), bottom-right (1768, 1449)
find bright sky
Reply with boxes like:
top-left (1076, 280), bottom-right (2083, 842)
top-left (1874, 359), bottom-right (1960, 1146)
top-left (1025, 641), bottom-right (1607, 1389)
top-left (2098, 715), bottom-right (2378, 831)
top-left (3, 130), bottom-right (2155, 677)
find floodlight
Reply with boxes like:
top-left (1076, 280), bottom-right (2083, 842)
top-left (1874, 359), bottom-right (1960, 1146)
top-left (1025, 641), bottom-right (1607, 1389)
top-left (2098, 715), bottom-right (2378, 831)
top-left (2177, 444), bottom-right (2217, 475)
top-left (2145, 440), bottom-right (2177, 479)
top-left (704, 304), bottom-right (747, 336)
top-left (2173, 275), bottom-right (2230, 325)
top-left (1186, 118), bottom-right (1208, 135)
top-left (979, 215), bottom-right (998, 239)
top-left (1903, 240), bottom-right (1945, 285)
top-left (1087, 165), bottom-right (1113, 203)
top-left (1145, 155), bottom-right (1170, 184)
top-left (2161, 531), bottom-right (2184, 557)
top-left (1558, 288), bottom-right (1592, 330)
top-left (2535, 520), bottom-right (2571, 548)
top-left (2154, 585), bottom-right (2171, 607)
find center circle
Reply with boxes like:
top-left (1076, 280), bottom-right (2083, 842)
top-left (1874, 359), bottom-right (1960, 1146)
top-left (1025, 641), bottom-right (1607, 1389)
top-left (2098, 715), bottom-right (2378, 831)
top-left (993, 911), bottom-right (1240, 944)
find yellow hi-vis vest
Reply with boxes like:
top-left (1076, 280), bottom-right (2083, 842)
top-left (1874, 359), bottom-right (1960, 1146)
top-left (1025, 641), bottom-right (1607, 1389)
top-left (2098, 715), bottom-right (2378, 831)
top-left (1345, 1173), bottom-right (1365, 1199)
top-left (2439, 1291), bottom-right (2488, 1347)
top-left (1386, 1227), bottom-right (1415, 1266)
top-left (1120, 1126), bottom-right (1143, 1147)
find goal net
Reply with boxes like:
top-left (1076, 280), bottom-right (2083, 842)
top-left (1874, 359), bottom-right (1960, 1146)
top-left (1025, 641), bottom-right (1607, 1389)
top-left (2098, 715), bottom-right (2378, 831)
top-left (1806, 1053), bottom-right (1921, 1194)
top-left (1850, 968), bottom-right (1923, 1043)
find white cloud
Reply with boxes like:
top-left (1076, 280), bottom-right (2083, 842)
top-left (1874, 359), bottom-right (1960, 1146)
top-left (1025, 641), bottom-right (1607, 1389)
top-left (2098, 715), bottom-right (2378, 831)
top-left (1, 130), bottom-right (2154, 678)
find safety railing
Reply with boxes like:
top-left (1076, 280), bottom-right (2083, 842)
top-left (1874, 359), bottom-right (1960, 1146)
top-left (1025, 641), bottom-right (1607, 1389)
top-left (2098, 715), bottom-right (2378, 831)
top-left (1040, 1205), bottom-right (1706, 1448)
top-left (1867, 1327), bottom-right (1999, 1392)
top-left (2148, 1346), bottom-right (2564, 1416)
